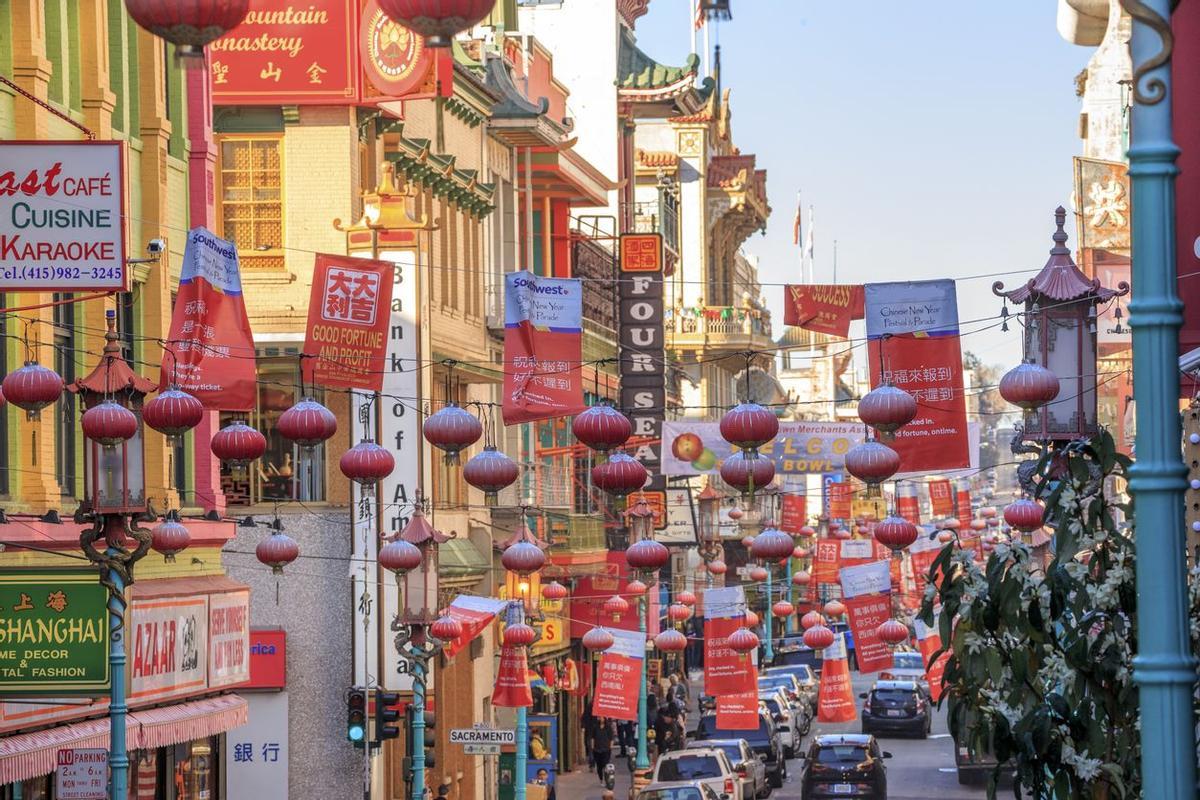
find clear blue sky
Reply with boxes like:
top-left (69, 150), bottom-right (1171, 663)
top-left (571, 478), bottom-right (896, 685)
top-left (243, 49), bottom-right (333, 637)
top-left (633, 0), bottom-right (1093, 368)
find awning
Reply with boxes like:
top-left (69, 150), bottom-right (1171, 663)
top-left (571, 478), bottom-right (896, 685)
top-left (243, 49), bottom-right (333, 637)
top-left (0, 694), bottom-right (248, 784)
top-left (439, 537), bottom-right (490, 579)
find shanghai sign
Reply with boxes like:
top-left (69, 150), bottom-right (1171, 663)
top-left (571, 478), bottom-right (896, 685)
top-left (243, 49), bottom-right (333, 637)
top-left (0, 571), bottom-right (109, 694)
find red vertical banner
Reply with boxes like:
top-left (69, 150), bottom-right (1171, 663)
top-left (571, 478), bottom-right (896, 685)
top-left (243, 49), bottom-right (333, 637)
top-left (493, 646), bottom-right (533, 708)
top-left (501, 271), bottom-right (586, 425)
top-left (817, 633), bottom-right (857, 722)
top-left (838, 560), bottom-right (894, 674)
top-left (716, 685), bottom-right (761, 730)
top-left (812, 539), bottom-right (841, 585)
top-left (908, 534), bottom-right (942, 598)
top-left (915, 618), bottom-right (948, 702)
top-left (928, 479), bottom-right (954, 519)
top-left (896, 486), bottom-right (921, 525)
top-left (703, 586), bottom-right (754, 696)
top-left (780, 494), bottom-right (806, 533)
top-left (955, 482), bottom-right (973, 529)
top-left (828, 482), bottom-right (853, 520)
top-left (301, 254), bottom-right (394, 391)
top-left (590, 629), bottom-right (644, 721)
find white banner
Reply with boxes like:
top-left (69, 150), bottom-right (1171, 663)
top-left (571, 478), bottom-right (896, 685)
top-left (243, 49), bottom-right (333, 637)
top-left (661, 487), bottom-right (697, 544)
top-left (839, 539), bottom-right (873, 560)
top-left (864, 280), bottom-right (959, 338)
top-left (209, 590), bottom-right (250, 688)
top-left (703, 585), bottom-right (746, 620)
top-left (838, 560), bottom-right (892, 599)
top-left (129, 596), bottom-right (208, 703)
top-left (606, 628), bottom-right (647, 661)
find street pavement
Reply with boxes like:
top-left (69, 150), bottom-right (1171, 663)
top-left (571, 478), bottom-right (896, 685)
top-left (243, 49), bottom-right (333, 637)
top-left (555, 672), bottom-right (989, 800)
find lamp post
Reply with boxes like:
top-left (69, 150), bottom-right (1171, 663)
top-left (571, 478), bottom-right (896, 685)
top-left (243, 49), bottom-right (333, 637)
top-left (70, 311), bottom-right (158, 800)
top-left (626, 497), bottom-right (656, 775)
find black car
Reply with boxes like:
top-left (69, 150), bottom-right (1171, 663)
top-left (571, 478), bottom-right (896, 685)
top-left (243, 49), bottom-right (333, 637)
top-left (797, 734), bottom-right (891, 799)
top-left (692, 711), bottom-right (788, 788)
top-left (859, 680), bottom-right (931, 738)
top-left (771, 635), bottom-right (821, 672)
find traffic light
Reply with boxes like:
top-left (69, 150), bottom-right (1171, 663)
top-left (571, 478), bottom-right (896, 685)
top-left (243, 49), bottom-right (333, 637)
top-left (423, 709), bottom-right (437, 768)
top-left (374, 690), bottom-right (401, 745)
top-left (346, 688), bottom-right (367, 747)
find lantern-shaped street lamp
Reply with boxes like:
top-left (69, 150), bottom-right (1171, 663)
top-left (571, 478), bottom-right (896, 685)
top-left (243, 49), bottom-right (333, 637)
top-left (696, 481), bottom-right (723, 565)
top-left (397, 504), bottom-right (452, 627)
top-left (994, 207), bottom-right (1128, 443)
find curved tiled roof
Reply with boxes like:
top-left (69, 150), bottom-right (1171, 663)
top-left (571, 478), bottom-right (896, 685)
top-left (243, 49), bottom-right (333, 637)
top-left (618, 26), bottom-right (700, 91)
top-left (993, 207), bottom-right (1129, 304)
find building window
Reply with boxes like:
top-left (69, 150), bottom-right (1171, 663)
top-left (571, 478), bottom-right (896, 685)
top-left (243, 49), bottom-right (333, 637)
top-left (218, 136), bottom-right (285, 270)
top-left (52, 293), bottom-right (77, 497)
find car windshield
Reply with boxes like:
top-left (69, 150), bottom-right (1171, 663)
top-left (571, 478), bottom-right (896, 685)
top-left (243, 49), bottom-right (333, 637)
top-left (872, 688), bottom-right (916, 702)
top-left (816, 745), bottom-right (869, 765)
top-left (656, 756), bottom-right (722, 781)
top-left (894, 653), bottom-right (924, 670)
top-left (715, 744), bottom-right (743, 763)
top-left (640, 790), bottom-right (703, 800)
top-left (761, 698), bottom-right (781, 715)
top-left (758, 677), bottom-right (791, 690)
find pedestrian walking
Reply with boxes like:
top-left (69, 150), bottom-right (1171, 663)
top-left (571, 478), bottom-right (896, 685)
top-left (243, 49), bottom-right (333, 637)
top-left (591, 717), bottom-right (616, 782)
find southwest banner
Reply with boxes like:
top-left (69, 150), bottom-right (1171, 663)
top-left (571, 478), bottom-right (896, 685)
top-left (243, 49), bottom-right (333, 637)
top-left (703, 586), bottom-right (754, 696)
top-left (928, 478), bottom-right (954, 519)
top-left (914, 617), bottom-right (949, 702)
top-left (865, 280), bottom-right (969, 472)
top-left (492, 645), bottom-right (533, 708)
top-left (780, 494), bottom-right (806, 533)
top-left (839, 560), bottom-right (894, 673)
top-left (817, 633), bottom-right (857, 722)
top-left (302, 254), bottom-right (393, 391)
top-left (161, 227), bottom-right (257, 410)
top-left (501, 271), bottom-right (586, 425)
top-left (783, 284), bottom-right (865, 337)
top-left (662, 421), bottom-right (863, 476)
top-left (441, 596), bottom-right (507, 659)
top-left (716, 686), bottom-right (760, 730)
top-left (591, 629), bottom-right (645, 722)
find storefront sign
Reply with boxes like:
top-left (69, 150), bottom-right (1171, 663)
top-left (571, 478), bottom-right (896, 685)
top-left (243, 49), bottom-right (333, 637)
top-left (501, 271), bottom-right (586, 424)
top-left (811, 539), bottom-right (840, 586)
top-left (210, 0), bottom-right (358, 104)
top-left (619, 234), bottom-right (665, 490)
top-left (129, 596), bottom-right (208, 703)
top-left (302, 253), bottom-right (394, 391)
top-left (246, 629), bottom-right (286, 689)
top-left (360, 0), bottom-right (434, 98)
top-left (209, 590), bottom-right (251, 688)
top-left (660, 487), bottom-right (697, 544)
top-left (591, 629), bottom-right (644, 722)
top-left (0, 141), bottom-right (126, 291)
top-left (226, 691), bottom-right (288, 800)
top-left (55, 748), bottom-right (107, 799)
top-left (0, 571), bottom-right (109, 694)
top-left (783, 284), bottom-right (864, 337)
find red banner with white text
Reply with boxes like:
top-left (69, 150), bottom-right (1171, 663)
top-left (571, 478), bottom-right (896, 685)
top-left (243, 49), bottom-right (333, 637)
top-left (817, 634), bottom-right (857, 722)
top-left (955, 484), bottom-right (973, 529)
top-left (828, 482), bottom-right (853, 520)
top-left (492, 645), bottom-right (533, 708)
top-left (784, 284), bottom-right (865, 337)
top-left (717, 686), bottom-right (761, 730)
top-left (590, 629), bottom-right (645, 721)
top-left (780, 494), bottom-right (806, 533)
top-left (896, 489), bottom-right (920, 525)
top-left (703, 587), bottom-right (755, 696)
top-left (812, 539), bottom-right (841, 585)
top-left (501, 271), bottom-right (586, 425)
top-left (839, 559), bottom-right (895, 674)
top-left (928, 479), bottom-right (954, 519)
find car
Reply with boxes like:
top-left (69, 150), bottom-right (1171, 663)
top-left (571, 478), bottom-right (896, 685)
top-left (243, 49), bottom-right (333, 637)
top-left (651, 748), bottom-right (743, 800)
top-left (692, 711), bottom-right (788, 789)
top-left (695, 739), bottom-right (769, 800)
top-left (797, 734), bottom-right (891, 799)
top-left (758, 691), bottom-right (801, 758)
top-left (880, 650), bottom-right (930, 696)
top-left (756, 673), bottom-right (804, 709)
top-left (859, 680), bottom-right (931, 738)
top-left (764, 663), bottom-right (819, 707)
top-left (637, 780), bottom-right (728, 800)
top-left (770, 635), bottom-right (821, 672)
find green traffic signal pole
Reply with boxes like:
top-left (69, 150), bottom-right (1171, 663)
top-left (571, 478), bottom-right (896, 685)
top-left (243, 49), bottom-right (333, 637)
top-left (1123, 1), bottom-right (1199, 797)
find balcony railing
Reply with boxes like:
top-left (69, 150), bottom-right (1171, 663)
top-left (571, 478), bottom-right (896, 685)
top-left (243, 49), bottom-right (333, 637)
top-left (669, 306), bottom-right (773, 340)
top-left (629, 198), bottom-right (680, 256)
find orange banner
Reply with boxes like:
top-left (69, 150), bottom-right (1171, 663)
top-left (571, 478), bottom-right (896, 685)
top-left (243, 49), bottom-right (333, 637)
top-left (780, 494), bottom-right (806, 533)
top-left (896, 492), bottom-right (920, 525)
top-left (492, 645), bottom-right (533, 708)
top-left (812, 539), bottom-right (841, 585)
top-left (817, 634), bottom-right (857, 722)
top-left (716, 682), bottom-right (760, 730)
top-left (915, 619), bottom-right (948, 702)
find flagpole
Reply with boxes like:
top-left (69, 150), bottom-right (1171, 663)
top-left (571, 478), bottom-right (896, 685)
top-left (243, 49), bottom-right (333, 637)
top-left (691, 1), bottom-right (698, 68)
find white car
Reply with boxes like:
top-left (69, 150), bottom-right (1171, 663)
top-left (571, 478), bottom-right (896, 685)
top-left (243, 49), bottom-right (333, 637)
top-left (650, 747), bottom-right (743, 800)
top-left (759, 690), bottom-right (800, 758)
top-left (881, 650), bottom-right (931, 696)
top-left (700, 738), bottom-right (770, 799)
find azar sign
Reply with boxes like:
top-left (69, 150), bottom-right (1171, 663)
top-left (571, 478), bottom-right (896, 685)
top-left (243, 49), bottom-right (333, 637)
top-left (619, 233), bottom-right (665, 491)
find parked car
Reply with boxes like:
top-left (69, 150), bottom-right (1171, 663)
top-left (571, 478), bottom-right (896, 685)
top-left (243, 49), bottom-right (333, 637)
top-left (879, 649), bottom-right (929, 695)
top-left (770, 635), bottom-right (821, 673)
top-left (637, 780), bottom-right (727, 800)
top-left (651, 748), bottom-right (743, 800)
top-left (764, 663), bottom-right (819, 707)
top-left (695, 739), bottom-right (769, 800)
top-left (797, 734), bottom-right (891, 799)
top-left (756, 672), bottom-right (804, 709)
top-left (693, 711), bottom-right (788, 788)
top-left (758, 691), bottom-right (801, 758)
top-left (859, 680), bottom-right (931, 738)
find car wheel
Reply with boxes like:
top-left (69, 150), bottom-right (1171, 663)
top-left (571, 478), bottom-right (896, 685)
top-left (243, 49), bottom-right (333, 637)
top-left (769, 766), bottom-right (784, 788)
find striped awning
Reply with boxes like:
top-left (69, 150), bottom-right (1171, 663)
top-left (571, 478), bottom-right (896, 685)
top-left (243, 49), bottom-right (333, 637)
top-left (0, 694), bottom-right (247, 784)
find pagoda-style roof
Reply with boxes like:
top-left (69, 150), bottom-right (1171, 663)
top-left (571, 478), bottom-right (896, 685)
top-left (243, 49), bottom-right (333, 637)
top-left (993, 206), bottom-right (1129, 305)
top-left (383, 124), bottom-right (496, 218)
top-left (69, 311), bottom-right (156, 397)
top-left (483, 55), bottom-right (571, 148)
top-left (397, 507), bottom-right (453, 546)
top-left (617, 27), bottom-right (713, 112)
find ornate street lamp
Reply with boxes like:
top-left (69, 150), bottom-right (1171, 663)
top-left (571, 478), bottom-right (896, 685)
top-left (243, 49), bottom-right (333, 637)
top-left (623, 494), bottom-right (669, 779)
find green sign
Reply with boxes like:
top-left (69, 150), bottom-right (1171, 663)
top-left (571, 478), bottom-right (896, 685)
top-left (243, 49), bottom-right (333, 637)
top-left (0, 571), bottom-right (109, 694)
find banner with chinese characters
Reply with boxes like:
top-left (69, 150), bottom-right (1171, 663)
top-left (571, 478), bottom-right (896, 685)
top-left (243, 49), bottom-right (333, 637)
top-left (928, 478), bottom-right (954, 518)
top-left (955, 481), bottom-right (973, 528)
top-left (779, 493), bottom-right (806, 533)
top-left (896, 484), bottom-right (920, 525)
top-left (716, 686), bottom-right (760, 730)
top-left (619, 234), bottom-right (666, 489)
top-left (827, 480), bottom-right (853, 521)
top-left (816, 633), bottom-right (856, 722)
top-left (590, 629), bottom-right (644, 722)
top-left (302, 254), bottom-right (393, 391)
top-left (812, 538), bottom-right (841, 585)
top-left (839, 561), bottom-right (894, 674)
top-left (161, 227), bottom-right (257, 410)
top-left (501, 271), bottom-right (585, 425)
top-left (662, 421), bottom-right (863, 476)
top-left (914, 617), bottom-right (948, 702)
top-left (865, 280), bottom-right (969, 472)
top-left (703, 586), bottom-right (754, 696)
top-left (442, 596), bottom-right (507, 660)
top-left (783, 284), bottom-right (865, 337)
top-left (493, 645), bottom-right (533, 708)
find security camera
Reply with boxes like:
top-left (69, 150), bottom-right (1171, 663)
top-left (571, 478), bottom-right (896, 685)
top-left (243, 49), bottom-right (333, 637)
top-left (1181, 346), bottom-right (1200, 375)
top-left (147, 238), bottom-right (166, 255)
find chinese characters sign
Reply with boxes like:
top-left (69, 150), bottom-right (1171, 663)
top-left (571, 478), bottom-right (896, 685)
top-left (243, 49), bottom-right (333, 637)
top-left (302, 254), bottom-right (394, 391)
top-left (619, 234), bottom-right (666, 489)
top-left (783, 284), bottom-right (864, 337)
top-left (927, 478), bottom-right (954, 519)
top-left (0, 141), bottom-right (126, 291)
top-left (210, 0), bottom-right (358, 104)
top-left (703, 586), bottom-right (754, 696)
top-left (591, 629), bottom-right (645, 722)
top-left (501, 271), bottom-right (585, 425)
top-left (360, 0), bottom-right (435, 98)
top-left (839, 561), bottom-right (895, 674)
top-left (0, 571), bottom-right (108, 694)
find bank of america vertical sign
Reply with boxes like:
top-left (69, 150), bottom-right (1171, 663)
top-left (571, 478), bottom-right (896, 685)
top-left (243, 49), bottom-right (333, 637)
top-left (619, 233), bottom-right (665, 492)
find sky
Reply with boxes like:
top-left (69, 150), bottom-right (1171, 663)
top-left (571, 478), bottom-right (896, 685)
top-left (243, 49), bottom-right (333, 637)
top-left (632, 0), bottom-right (1094, 369)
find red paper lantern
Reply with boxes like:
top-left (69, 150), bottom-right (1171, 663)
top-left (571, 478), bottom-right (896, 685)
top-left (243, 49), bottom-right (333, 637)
top-left (937, 529), bottom-right (955, 544)
top-left (857, 384), bottom-right (917, 439)
top-left (772, 600), bottom-right (795, 617)
top-left (151, 512), bottom-right (190, 561)
top-left (740, 535), bottom-right (756, 550)
top-left (803, 624), bottom-right (835, 650)
top-left (1004, 498), bottom-right (1045, 533)
top-left (981, 506), bottom-right (998, 518)
top-left (727, 507), bottom-right (744, 521)
top-left (379, 538), bottom-right (423, 574)
top-left (277, 398), bottom-right (337, 449)
top-left (583, 627), bottom-right (614, 652)
top-left (626, 538), bottom-right (670, 572)
top-left (799, 525), bottom-right (816, 537)
top-left (143, 387), bottom-right (204, 440)
top-left (626, 579), bottom-right (648, 596)
top-left (873, 515), bottom-right (919, 552)
top-left (668, 603), bottom-right (693, 623)
top-left (463, 446), bottom-right (519, 505)
top-left (124, 0), bottom-right (250, 56)
top-left (751, 528), bottom-right (795, 561)
top-left (378, 0), bottom-right (495, 47)
top-left (654, 628), bottom-right (688, 653)
top-left (720, 451), bottom-right (776, 497)
top-left (942, 518), bottom-right (961, 530)
top-left (707, 559), bottom-right (727, 576)
top-left (999, 360), bottom-right (1060, 411)
top-left (748, 566), bottom-right (768, 582)
top-left (423, 404), bottom-right (482, 464)
top-left (727, 627), bottom-right (759, 654)
top-left (591, 452), bottom-right (648, 497)
top-left (212, 421), bottom-right (267, 466)
top-left (676, 590), bottom-right (697, 607)
top-left (2, 362), bottom-right (63, 419)
top-left (793, 545), bottom-right (809, 559)
top-left (719, 403), bottom-right (779, 455)
top-left (431, 614), bottom-right (464, 643)
top-left (503, 622), bottom-right (537, 647)
top-left (800, 610), bottom-right (824, 630)
top-left (603, 594), bottom-right (630, 620)
top-left (845, 438), bottom-right (901, 486)
top-left (572, 404), bottom-right (632, 452)
top-left (834, 528), bottom-right (853, 540)
top-left (501, 541), bottom-right (546, 575)
top-left (823, 600), bottom-right (846, 618)
top-left (81, 401), bottom-right (138, 448)
top-left (970, 518), bottom-right (987, 531)
top-left (792, 570), bottom-right (812, 587)
top-left (340, 440), bottom-right (395, 484)
top-left (256, 531), bottom-right (299, 574)
top-left (542, 581), bottom-right (569, 601)
top-left (877, 619), bottom-right (909, 645)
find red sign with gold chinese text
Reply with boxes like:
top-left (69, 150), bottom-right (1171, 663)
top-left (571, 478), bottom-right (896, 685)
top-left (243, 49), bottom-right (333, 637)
top-left (210, 0), bottom-right (359, 105)
top-left (360, 0), bottom-right (435, 98)
top-left (301, 254), bottom-right (394, 392)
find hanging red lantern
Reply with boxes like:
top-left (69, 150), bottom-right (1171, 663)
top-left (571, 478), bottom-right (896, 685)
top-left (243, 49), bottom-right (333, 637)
top-left (626, 579), bottom-right (648, 596)
top-left (572, 404), bottom-right (632, 452)
top-left (942, 518), bottom-right (961, 531)
top-left (751, 528), bottom-right (795, 561)
top-left (654, 628), bottom-right (688, 653)
top-left (676, 590), bottom-right (697, 607)
top-left (707, 559), bottom-right (727, 576)
top-left (727, 507), bottom-right (744, 521)
top-left (143, 386), bottom-right (204, 441)
top-left (81, 400), bottom-right (138, 448)
top-left (857, 384), bottom-right (917, 440)
top-left (937, 529), bottom-right (955, 544)
top-left (542, 581), bottom-right (569, 601)
top-left (151, 511), bottom-right (190, 561)
top-left (463, 447), bottom-right (519, 505)
top-left (772, 600), bottom-right (795, 617)
top-left (999, 360), bottom-right (1060, 411)
top-left (988, 517), bottom-right (1001, 528)
top-left (834, 528), bottom-right (853, 540)
top-left (727, 627), bottom-right (759, 654)
top-left (626, 538), bottom-right (670, 572)
top-left (740, 535), bottom-right (757, 550)
top-left (877, 619), bottom-right (909, 645)
top-left (823, 600), bottom-right (846, 618)
top-left (970, 518), bottom-right (987, 531)
top-left (720, 451), bottom-right (775, 497)
top-left (431, 614), bottom-right (464, 643)
top-left (981, 506), bottom-right (999, 518)
top-left (377, 0), bottom-right (495, 47)
top-left (124, 0), bottom-right (251, 56)
top-left (668, 603), bottom-right (693, 623)
top-left (799, 525), bottom-right (816, 537)
top-left (277, 398), bottom-right (337, 449)
top-left (591, 452), bottom-right (648, 497)
top-left (501, 541), bottom-right (546, 575)
top-left (719, 403), bottom-right (779, 455)
top-left (792, 570), bottom-right (812, 587)
top-left (845, 438), bottom-right (901, 487)
top-left (583, 627), bottom-right (615, 652)
top-left (212, 421), bottom-right (267, 466)
top-left (873, 515), bottom-right (919, 552)
top-left (2, 362), bottom-right (63, 419)
top-left (423, 404), bottom-right (482, 464)
top-left (256, 531), bottom-right (299, 574)
top-left (793, 546), bottom-right (809, 559)
top-left (803, 624), bottom-right (835, 650)
top-left (340, 440), bottom-right (395, 485)
top-left (747, 566), bottom-right (767, 583)
top-left (379, 538), bottom-right (423, 574)
top-left (800, 610), bottom-right (824, 630)
top-left (503, 623), bottom-right (537, 648)
top-left (1004, 498), bottom-right (1045, 532)
top-left (603, 594), bottom-right (630, 620)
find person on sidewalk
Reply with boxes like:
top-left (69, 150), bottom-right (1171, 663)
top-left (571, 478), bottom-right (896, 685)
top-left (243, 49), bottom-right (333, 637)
top-left (653, 706), bottom-right (685, 755)
top-left (592, 717), bottom-right (616, 782)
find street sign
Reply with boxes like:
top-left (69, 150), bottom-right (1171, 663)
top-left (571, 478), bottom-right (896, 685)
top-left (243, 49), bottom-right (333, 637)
top-left (450, 728), bottom-right (515, 746)
top-left (55, 748), bottom-right (107, 799)
top-left (463, 743), bottom-right (501, 755)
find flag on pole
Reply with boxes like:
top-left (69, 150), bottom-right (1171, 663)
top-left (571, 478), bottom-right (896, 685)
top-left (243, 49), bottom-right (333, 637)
top-left (792, 191), bottom-right (802, 246)
top-left (694, 0), bottom-right (706, 29)
top-left (804, 205), bottom-right (815, 280)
